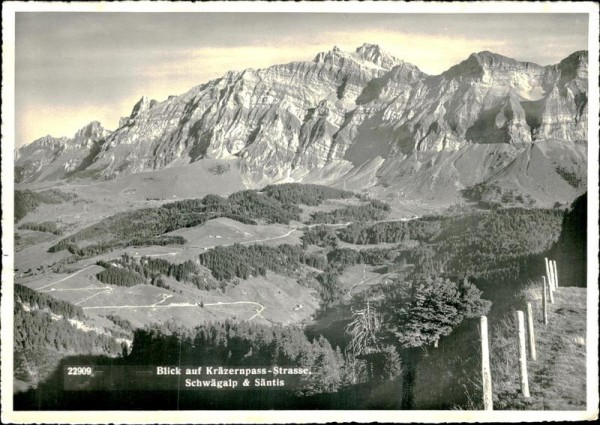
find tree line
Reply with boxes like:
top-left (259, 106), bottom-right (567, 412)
top-left (14, 285), bottom-right (129, 376)
top-left (15, 189), bottom-right (77, 222)
top-left (194, 243), bottom-right (399, 305)
top-left (301, 225), bottom-right (339, 248)
top-left (302, 208), bottom-right (564, 286)
top-left (197, 244), bottom-right (314, 281)
top-left (552, 192), bottom-right (586, 287)
top-left (126, 319), bottom-right (350, 396)
top-left (14, 302), bottom-right (125, 356)
top-left (95, 255), bottom-right (223, 291)
top-left (337, 219), bottom-right (442, 244)
top-left (15, 284), bottom-right (84, 319)
top-left (308, 200), bottom-right (390, 224)
top-left (18, 221), bottom-right (63, 235)
top-left (95, 261), bottom-right (146, 287)
top-left (433, 208), bottom-right (564, 282)
top-left (261, 183), bottom-right (359, 206)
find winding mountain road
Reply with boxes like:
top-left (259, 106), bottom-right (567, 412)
top-left (74, 287), bottom-right (113, 306)
top-left (132, 227), bottom-right (299, 257)
top-left (34, 266), bottom-right (97, 291)
top-left (81, 299), bottom-right (266, 321)
top-left (31, 215), bottom-right (415, 321)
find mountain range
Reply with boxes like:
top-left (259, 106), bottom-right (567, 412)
top-left (15, 43), bottom-right (588, 207)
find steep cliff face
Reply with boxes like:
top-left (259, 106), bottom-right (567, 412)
top-left (369, 51), bottom-right (586, 156)
top-left (15, 121), bottom-right (110, 183)
top-left (535, 51), bottom-right (588, 142)
top-left (365, 50), bottom-right (588, 204)
top-left (85, 43), bottom-right (421, 184)
top-left (16, 45), bottom-right (588, 207)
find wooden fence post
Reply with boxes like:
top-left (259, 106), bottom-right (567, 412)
top-left (553, 260), bottom-right (559, 288)
top-left (548, 261), bottom-right (554, 290)
top-left (542, 277), bottom-right (548, 325)
top-left (526, 303), bottom-right (536, 360)
top-left (548, 272), bottom-right (555, 304)
top-left (544, 257), bottom-right (552, 285)
top-left (480, 316), bottom-right (493, 410)
top-left (551, 259), bottom-right (557, 290)
top-left (516, 311), bottom-right (530, 397)
top-left (548, 259), bottom-right (555, 290)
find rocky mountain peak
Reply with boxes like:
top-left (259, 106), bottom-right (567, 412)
top-left (27, 134), bottom-right (68, 149)
top-left (442, 51), bottom-right (543, 81)
top-left (557, 50), bottom-right (588, 79)
top-left (441, 54), bottom-right (486, 80)
top-left (73, 121), bottom-right (108, 141)
top-left (15, 121), bottom-right (110, 183)
top-left (565, 50), bottom-right (588, 63)
top-left (356, 42), bottom-right (380, 54)
top-left (313, 46), bottom-right (350, 66)
top-left (130, 95), bottom-right (158, 119)
top-left (476, 51), bottom-right (547, 73)
top-left (552, 50), bottom-right (588, 97)
top-left (472, 51), bottom-right (518, 66)
top-left (355, 43), bottom-right (403, 69)
top-left (313, 44), bottom-right (402, 71)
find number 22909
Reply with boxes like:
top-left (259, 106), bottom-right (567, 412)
top-left (67, 367), bottom-right (93, 375)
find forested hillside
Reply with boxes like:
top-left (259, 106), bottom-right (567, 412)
top-left (15, 189), bottom-right (77, 222)
top-left (261, 183), bottom-right (359, 205)
top-left (14, 285), bottom-right (131, 391)
top-left (434, 208), bottom-right (564, 282)
top-left (47, 184), bottom-right (375, 259)
top-left (552, 192), bottom-right (587, 287)
top-left (128, 320), bottom-right (349, 395)
top-left (307, 208), bottom-right (564, 284)
top-left (14, 272), bottom-right (491, 409)
top-left (308, 200), bottom-right (390, 224)
top-left (96, 254), bottom-right (221, 291)
top-left (338, 219), bottom-right (442, 244)
top-left (15, 284), bottom-right (85, 319)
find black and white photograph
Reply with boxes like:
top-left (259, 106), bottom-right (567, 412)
top-left (1, 1), bottom-right (598, 423)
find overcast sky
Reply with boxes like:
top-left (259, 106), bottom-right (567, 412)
top-left (15, 12), bottom-right (588, 147)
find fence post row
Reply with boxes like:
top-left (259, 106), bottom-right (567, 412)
top-left (477, 260), bottom-right (556, 407)
top-left (546, 256), bottom-right (559, 291)
top-left (480, 316), bottom-right (493, 410)
top-left (544, 257), bottom-right (551, 289)
top-left (516, 311), bottom-right (530, 398)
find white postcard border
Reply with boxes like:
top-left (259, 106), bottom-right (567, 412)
top-left (2, 1), bottom-right (598, 423)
